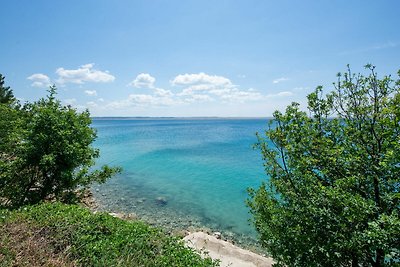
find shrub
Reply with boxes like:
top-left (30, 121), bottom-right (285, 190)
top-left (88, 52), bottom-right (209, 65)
top-left (0, 84), bottom-right (120, 207)
top-left (248, 65), bottom-right (400, 266)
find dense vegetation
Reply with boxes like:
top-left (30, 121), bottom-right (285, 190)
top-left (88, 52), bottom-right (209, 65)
top-left (0, 75), bottom-right (120, 207)
top-left (0, 203), bottom-right (217, 266)
top-left (248, 65), bottom-right (400, 266)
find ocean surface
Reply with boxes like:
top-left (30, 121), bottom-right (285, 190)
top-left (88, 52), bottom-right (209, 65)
top-left (91, 118), bottom-right (270, 245)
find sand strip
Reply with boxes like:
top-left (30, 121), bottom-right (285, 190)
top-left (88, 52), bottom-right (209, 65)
top-left (184, 232), bottom-right (274, 267)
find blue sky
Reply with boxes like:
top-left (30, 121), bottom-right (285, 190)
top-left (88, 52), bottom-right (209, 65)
top-left (1, 0), bottom-right (399, 117)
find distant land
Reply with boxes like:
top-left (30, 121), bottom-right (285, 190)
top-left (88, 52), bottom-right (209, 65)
top-left (91, 116), bottom-right (273, 120)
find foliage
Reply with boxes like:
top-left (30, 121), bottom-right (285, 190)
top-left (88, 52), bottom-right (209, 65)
top-left (0, 203), bottom-right (218, 266)
top-left (0, 82), bottom-right (121, 207)
top-left (248, 65), bottom-right (400, 266)
top-left (0, 74), bottom-right (15, 105)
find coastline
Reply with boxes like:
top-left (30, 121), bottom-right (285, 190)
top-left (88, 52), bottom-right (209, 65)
top-left (86, 187), bottom-right (265, 253)
top-left (81, 189), bottom-right (272, 265)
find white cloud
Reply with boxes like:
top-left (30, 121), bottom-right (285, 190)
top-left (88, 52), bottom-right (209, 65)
top-left (27, 73), bottom-right (51, 88)
top-left (56, 63), bottom-right (115, 84)
top-left (129, 73), bottom-right (155, 88)
top-left (171, 72), bottom-right (232, 86)
top-left (105, 73), bottom-right (178, 110)
top-left (272, 77), bottom-right (289, 84)
top-left (173, 72), bottom-right (265, 103)
top-left (107, 93), bottom-right (178, 109)
top-left (89, 72), bottom-right (296, 113)
top-left (84, 90), bottom-right (97, 96)
top-left (154, 88), bottom-right (173, 97)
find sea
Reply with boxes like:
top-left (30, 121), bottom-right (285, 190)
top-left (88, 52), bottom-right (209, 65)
top-left (90, 118), bottom-right (270, 247)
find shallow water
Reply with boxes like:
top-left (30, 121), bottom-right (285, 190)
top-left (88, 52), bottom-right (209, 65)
top-left (91, 118), bottom-right (270, 246)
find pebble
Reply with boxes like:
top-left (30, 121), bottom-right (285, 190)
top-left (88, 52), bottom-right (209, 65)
top-left (213, 232), bottom-right (222, 239)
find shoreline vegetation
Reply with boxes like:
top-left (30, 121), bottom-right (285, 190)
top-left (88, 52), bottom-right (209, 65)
top-left (0, 198), bottom-right (273, 267)
top-left (83, 189), bottom-right (274, 263)
top-left (0, 191), bottom-right (273, 267)
top-left (0, 202), bottom-right (218, 266)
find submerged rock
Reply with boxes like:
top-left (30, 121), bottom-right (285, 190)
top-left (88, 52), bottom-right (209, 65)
top-left (137, 198), bottom-right (146, 203)
top-left (155, 196), bottom-right (168, 206)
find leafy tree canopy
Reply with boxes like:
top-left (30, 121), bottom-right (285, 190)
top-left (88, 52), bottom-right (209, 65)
top-left (248, 65), bottom-right (400, 267)
top-left (0, 81), bottom-right (121, 207)
top-left (0, 74), bottom-right (16, 105)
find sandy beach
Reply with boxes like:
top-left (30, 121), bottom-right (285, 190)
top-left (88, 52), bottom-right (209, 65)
top-left (184, 231), bottom-right (274, 267)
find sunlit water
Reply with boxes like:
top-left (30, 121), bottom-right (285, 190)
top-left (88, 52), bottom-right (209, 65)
top-left (91, 118), bottom-right (270, 246)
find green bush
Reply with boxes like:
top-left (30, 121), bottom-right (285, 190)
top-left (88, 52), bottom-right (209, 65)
top-left (248, 65), bottom-right (400, 266)
top-left (0, 203), bottom-right (217, 266)
top-left (0, 81), bottom-right (120, 207)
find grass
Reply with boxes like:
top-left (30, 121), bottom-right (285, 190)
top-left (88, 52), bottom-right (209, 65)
top-left (0, 203), bottom-right (218, 267)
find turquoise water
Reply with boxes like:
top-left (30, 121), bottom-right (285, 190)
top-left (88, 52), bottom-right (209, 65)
top-left (91, 118), bottom-right (269, 243)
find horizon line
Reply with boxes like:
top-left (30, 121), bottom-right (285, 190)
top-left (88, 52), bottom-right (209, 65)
top-left (91, 116), bottom-right (273, 119)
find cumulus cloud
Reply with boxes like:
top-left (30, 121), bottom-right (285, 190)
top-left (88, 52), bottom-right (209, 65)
top-left (171, 73), bottom-right (232, 86)
top-left (56, 63), bottom-right (115, 84)
top-left (272, 77), bottom-right (289, 84)
top-left (85, 72), bottom-right (296, 113)
top-left (172, 72), bottom-right (263, 103)
top-left (84, 90), bottom-right (97, 96)
top-left (105, 73), bottom-right (178, 110)
top-left (129, 73), bottom-right (155, 88)
top-left (107, 93), bottom-right (177, 109)
top-left (154, 88), bottom-right (173, 97)
top-left (27, 73), bottom-right (51, 87)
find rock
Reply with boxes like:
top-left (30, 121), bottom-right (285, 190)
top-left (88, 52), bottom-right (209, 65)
top-left (155, 196), bottom-right (168, 206)
top-left (125, 213), bottom-right (137, 220)
top-left (108, 212), bottom-right (124, 219)
top-left (213, 232), bottom-right (222, 239)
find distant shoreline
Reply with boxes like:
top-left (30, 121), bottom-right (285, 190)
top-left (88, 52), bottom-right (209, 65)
top-left (91, 116), bottom-right (273, 120)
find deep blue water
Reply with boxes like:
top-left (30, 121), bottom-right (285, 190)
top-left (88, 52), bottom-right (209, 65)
top-left (91, 118), bottom-right (269, 241)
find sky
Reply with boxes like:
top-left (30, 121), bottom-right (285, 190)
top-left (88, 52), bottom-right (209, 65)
top-left (1, 0), bottom-right (399, 117)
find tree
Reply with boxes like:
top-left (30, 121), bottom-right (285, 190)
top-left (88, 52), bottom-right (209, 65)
top-left (1, 85), bottom-right (121, 207)
top-left (0, 75), bottom-right (23, 201)
top-left (248, 65), bottom-right (400, 266)
top-left (0, 74), bottom-right (16, 105)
